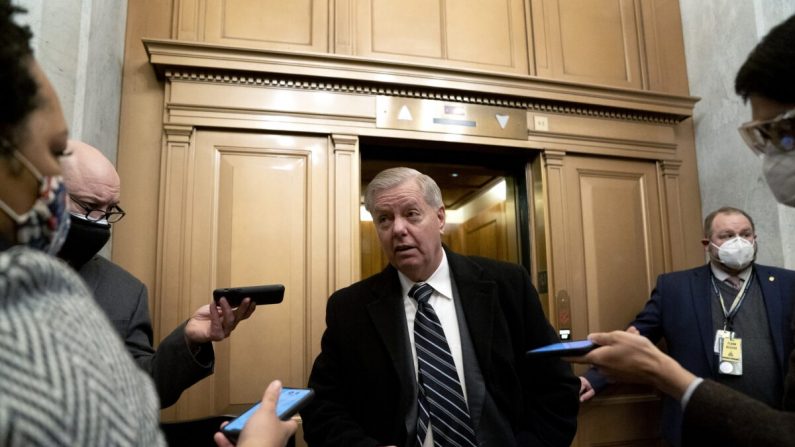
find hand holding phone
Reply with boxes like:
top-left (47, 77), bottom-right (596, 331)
top-left (526, 340), bottom-right (598, 358)
top-left (213, 284), bottom-right (285, 307)
top-left (220, 385), bottom-right (313, 444)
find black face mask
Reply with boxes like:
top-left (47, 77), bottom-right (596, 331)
top-left (58, 214), bottom-right (111, 269)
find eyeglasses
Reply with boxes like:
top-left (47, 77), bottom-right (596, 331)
top-left (738, 108), bottom-right (795, 156)
top-left (69, 195), bottom-right (126, 223)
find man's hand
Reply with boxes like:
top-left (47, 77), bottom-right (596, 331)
top-left (578, 376), bottom-right (595, 402)
top-left (568, 330), bottom-right (695, 400)
top-left (214, 380), bottom-right (298, 447)
top-left (185, 297), bottom-right (256, 345)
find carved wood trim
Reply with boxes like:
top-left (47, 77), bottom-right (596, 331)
top-left (156, 125), bottom-right (196, 393)
top-left (145, 39), bottom-right (697, 120)
top-left (163, 68), bottom-right (681, 125)
top-left (659, 159), bottom-right (685, 271)
top-left (329, 134), bottom-right (360, 290)
top-left (542, 149), bottom-right (566, 332)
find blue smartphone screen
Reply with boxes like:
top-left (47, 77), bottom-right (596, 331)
top-left (224, 388), bottom-right (312, 433)
top-left (527, 340), bottom-right (596, 356)
top-left (276, 388), bottom-right (312, 417)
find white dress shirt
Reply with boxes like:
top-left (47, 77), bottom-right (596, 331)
top-left (399, 250), bottom-right (468, 446)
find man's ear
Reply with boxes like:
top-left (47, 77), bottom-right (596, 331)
top-left (437, 206), bottom-right (445, 231)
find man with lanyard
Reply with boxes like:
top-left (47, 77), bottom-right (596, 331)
top-left (579, 205), bottom-right (795, 446)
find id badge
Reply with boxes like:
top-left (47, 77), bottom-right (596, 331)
top-left (719, 336), bottom-right (743, 376)
top-left (714, 329), bottom-right (732, 353)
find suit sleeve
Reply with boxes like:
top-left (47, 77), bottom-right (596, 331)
top-left (683, 315), bottom-right (795, 447)
top-left (515, 268), bottom-right (580, 446)
top-left (584, 274), bottom-right (667, 394)
top-left (125, 284), bottom-right (214, 408)
top-left (301, 297), bottom-right (382, 447)
top-left (682, 378), bottom-right (795, 446)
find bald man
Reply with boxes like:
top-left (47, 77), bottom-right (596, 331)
top-left (58, 140), bottom-right (256, 408)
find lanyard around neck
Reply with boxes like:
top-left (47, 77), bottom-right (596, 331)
top-left (710, 273), bottom-right (752, 330)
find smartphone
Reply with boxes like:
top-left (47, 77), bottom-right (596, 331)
top-left (212, 284), bottom-right (285, 307)
top-left (526, 340), bottom-right (598, 358)
top-left (222, 387), bottom-right (314, 443)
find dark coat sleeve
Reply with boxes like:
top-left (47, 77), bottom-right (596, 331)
top-left (80, 256), bottom-right (214, 408)
top-left (301, 272), bottom-right (412, 447)
top-left (682, 315), bottom-right (795, 447)
top-left (483, 259), bottom-right (580, 447)
top-left (301, 289), bottom-right (389, 447)
top-left (683, 377), bottom-right (795, 447)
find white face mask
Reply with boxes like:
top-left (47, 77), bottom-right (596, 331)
top-left (762, 151), bottom-right (795, 206)
top-left (711, 236), bottom-right (756, 270)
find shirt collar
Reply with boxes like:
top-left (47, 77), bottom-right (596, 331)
top-left (398, 249), bottom-right (453, 300)
top-left (709, 262), bottom-right (753, 282)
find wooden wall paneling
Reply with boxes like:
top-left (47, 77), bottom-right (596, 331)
top-left (365, 0), bottom-right (444, 59)
top-left (530, 0), bottom-right (551, 78)
top-left (354, 0), bottom-right (530, 75)
top-left (360, 221), bottom-right (388, 279)
top-left (540, 150), bottom-right (575, 335)
top-left (462, 202), bottom-right (509, 261)
top-left (576, 397), bottom-right (663, 447)
top-left (670, 118), bottom-right (705, 269)
top-left (658, 159), bottom-right (684, 273)
top-left (572, 157), bottom-right (665, 336)
top-left (168, 131), bottom-right (329, 422)
top-left (327, 134), bottom-right (360, 358)
top-left (639, 0), bottom-right (689, 95)
top-left (531, 0), bottom-right (644, 89)
top-left (333, 0), bottom-right (355, 54)
top-left (545, 153), bottom-right (666, 446)
top-left (188, 0), bottom-right (329, 52)
top-left (173, 0), bottom-right (205, 41)
top-left (156, 125), bottom-right (196, 408)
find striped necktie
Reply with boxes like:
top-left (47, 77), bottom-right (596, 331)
top-left (410, 282), bottom-right (477, 447)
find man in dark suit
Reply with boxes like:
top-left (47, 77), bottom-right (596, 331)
top-left (58, 140), bottom-right (256, 408)
top-left (301, 167), bottom-right (579, 447)
top-left (569, 13), bottom-right (795, 447)
top-left (580, 206), bottom-right (795, 445)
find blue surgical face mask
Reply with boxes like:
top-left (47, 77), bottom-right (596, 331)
top-left (0, 151), bottom-right (70, 254)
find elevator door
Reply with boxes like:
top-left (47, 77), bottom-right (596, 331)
top-left (359, 147), bottom-right (531, 278)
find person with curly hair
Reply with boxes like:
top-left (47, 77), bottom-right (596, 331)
top-left (0, 2), bottom-right (164, 445)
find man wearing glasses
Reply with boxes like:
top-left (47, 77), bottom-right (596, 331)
top-left (58, 140), bottom-right (256, 408)
top-left (569, 14), bottom-right (795, 447)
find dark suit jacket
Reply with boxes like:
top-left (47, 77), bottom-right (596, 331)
top-left (682, 345), bottom-right (795, 447)
top-left (585, 263), bottom-right (795, 445)
top-left (301, 249), bottom-right (579, 447)
top-left (79, 255), bottom-right (214, 408)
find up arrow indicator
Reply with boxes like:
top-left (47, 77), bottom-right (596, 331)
top-left (398, 105), bottom-right (413, 121)
top-left (496, 114), bottom-right (509, 129)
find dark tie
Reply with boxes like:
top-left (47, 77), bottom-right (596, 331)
top-left (410, 282), bottom-right (477, 447)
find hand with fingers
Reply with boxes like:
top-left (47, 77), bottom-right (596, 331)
top-left (185, 296), bottom-right (257, 346)
top-left (214, 380), bottom-right (297, 447)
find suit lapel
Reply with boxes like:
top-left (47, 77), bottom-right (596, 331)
top-left (755, 265), bottom-right (787, 372)
top-left (446, 251), bottom-right (497, 378)
top-left (366, 266), bottom-right (416, 418)
top-left (690, 265), bottom-right (716, 373)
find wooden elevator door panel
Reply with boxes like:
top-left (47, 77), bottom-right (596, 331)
top-left (166, 131), bottom-right (329, 434)
top-left (545, 154), bottom-right (666, 446)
